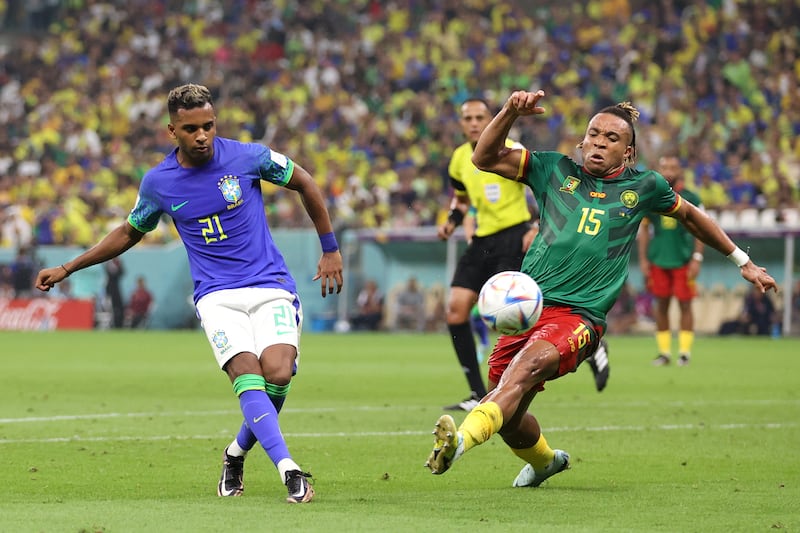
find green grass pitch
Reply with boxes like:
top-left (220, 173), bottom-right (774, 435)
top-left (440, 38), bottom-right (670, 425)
top-left (0, 331), bottom-right (797, 532)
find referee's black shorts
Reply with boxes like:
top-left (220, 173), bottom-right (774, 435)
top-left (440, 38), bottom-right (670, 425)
top-left (451, 222), bottom-right (531, 293)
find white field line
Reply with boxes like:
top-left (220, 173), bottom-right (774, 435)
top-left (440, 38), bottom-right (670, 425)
top-left (2, 398), bottom-right (799, 425)
top-left (0, 423), bottom-right (796, 445)
top-left (0, 422), bottom-right (796, 445)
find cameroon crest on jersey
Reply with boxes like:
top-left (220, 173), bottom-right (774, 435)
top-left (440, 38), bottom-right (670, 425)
top-left (559, 176), bottom-right (580, 193)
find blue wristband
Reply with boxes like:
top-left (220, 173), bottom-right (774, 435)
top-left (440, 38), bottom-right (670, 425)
top-left (320, 232), bottom-right (339, 253)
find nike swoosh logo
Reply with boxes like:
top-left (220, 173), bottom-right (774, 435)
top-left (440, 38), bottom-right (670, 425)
top-left (253, 413), bottom-right (270, 424)
top-left (171, 201), bottom-right (189, 211)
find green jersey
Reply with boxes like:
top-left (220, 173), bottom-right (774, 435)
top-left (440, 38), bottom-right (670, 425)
top-left (519, 151), bottom-right (679, 329)
top-left (643, 186), bottom-right (702, 268)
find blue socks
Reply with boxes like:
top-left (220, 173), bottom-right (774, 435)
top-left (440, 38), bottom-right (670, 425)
top-left (238, 389), bottom-right (290, 465)
top-left (235, 421), bottom-right (258, 451)
top-left (232, 374), bottom-right (291, 465)
top-left (234, 381), bottom-right (291, 451)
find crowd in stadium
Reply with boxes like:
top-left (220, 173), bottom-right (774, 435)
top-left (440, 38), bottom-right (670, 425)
top-left (0, 0), bottom-right (799, 250)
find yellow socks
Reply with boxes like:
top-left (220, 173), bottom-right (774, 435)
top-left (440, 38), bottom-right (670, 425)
top-left (459, 403), bottom-right (556, 474)
top-left (655, 330), bottom-right (693, 357)
top-left (511, 434), bottom-right (555, 471)
top-left (678, 330), bottom-right (694, 355)
top-left (656, 330), bottom-right (672, 356)
top-left (459, 402), bottom-right (503, 452)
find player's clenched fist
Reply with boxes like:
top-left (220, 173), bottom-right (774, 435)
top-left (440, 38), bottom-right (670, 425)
top-left (35, 266), bottom-right (68, 291)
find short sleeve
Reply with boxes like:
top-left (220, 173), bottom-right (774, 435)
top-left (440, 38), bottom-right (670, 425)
top-left (651, 173), bottom-right (680, 214)
top-left (127, 177), bottom-right (163, 233)
top-left (258, 147), bottom-right (295, 186)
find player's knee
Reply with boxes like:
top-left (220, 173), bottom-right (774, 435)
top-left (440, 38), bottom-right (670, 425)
top-left (258, 346), bottom-right (297, 385)
top-left (223, 351), bottom-right (261, 381)
top-left (445, 305), bottom-right (470, 324)
top-left (266, 370), bottom-right (292, 386)
top-left (260, 359), bottom-right (294, 386)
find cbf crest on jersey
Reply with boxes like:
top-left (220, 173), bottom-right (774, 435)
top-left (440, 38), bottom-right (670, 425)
top-left (218, 175), bottom-right (243, 209)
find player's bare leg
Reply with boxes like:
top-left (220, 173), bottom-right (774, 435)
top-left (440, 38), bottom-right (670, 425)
top-left (425, 339), bottom-right (561, 475)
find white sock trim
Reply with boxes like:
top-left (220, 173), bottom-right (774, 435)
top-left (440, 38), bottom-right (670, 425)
top-left (277, 458), bottom-right (302, 482)
top-left (227, 439), bottom-right (248, 457)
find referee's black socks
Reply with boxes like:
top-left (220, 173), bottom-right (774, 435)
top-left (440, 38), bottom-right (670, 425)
top-left (448, 322), bottom-right (487, 398)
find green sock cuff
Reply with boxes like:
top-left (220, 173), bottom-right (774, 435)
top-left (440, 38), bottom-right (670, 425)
top-left (233, 374), bottom-right (267, 396)
top-left (265, 381), bottom-right (291, 397)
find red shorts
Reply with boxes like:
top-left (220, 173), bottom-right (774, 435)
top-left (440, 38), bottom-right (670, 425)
top-left (487, 306), bottom-right (601, 392)
top-left (648, 264), bottom-right (696, 301)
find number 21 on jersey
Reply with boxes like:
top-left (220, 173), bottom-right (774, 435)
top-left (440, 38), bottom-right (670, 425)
top-left (200, 215), bottom-right (228, 244)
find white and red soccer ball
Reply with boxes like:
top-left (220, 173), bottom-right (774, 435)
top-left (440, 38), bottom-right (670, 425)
top-left (477, 271), bottom-right (543, 336)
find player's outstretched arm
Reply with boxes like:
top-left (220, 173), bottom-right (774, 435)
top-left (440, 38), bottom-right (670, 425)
top-left (676, 202), bottom-right (777, 293)
top-left (285, 163), bottom-right (343, 297)
top-left (35, 222), bottom-right (144, 292)
top-left (472, 90), bottom-right (546, 180)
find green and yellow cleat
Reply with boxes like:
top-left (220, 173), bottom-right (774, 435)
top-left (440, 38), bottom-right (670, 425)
top-left (424, 414), bottom-right (463, 475)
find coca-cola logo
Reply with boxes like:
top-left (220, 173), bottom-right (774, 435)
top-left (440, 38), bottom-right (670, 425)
top-left (0, 298), bottom-right (65, 330)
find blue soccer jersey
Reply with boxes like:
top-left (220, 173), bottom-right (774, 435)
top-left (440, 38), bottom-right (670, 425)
top-left (128, 137), bottom-right (297, 303)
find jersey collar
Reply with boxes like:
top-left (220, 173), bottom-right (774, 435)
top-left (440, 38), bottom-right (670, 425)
top-left (582, 164), bottom-right (626, 179)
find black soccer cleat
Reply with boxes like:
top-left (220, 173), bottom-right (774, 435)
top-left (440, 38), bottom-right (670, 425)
top-left (217, 447), bottom-right (245, 497)
top-left (285, 470), bottom-right (314, 503)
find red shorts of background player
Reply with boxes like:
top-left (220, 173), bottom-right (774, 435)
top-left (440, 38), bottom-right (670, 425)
top-left (647, 264), bottom-right (696, 301)
top-left (487, 306), bottom-right (601, 393)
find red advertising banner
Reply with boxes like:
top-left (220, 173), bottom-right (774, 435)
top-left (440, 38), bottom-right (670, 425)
top-left (0, 298), bottom-right (95, 330)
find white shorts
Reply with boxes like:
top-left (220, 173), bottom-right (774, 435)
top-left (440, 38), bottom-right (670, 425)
top-left (195, 287), bottom-right (303, 369)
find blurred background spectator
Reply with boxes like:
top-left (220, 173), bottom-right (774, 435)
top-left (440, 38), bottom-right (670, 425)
top-left (350, 279), bottom-right (384, 331)
top-left (606, 282), bottom-right (640, 335)
top-left (9, 244), bottom-right (39, 298)
top-left (0, 263), bottom-right (14, 297)
top-left (792, 279), bottom-right (800, 333)
top-left (127, 275), bottom-right (153, 328)
top-left (424, 284), bottom-right (447, 333)
top-left (718, 284), bottom-right (780, 336)
top-left (393, 276), bottom-right (426, 331)
top-left (49, 277), bottom-right (74, 299)
top-left (0, 0), bottom-right (797, 248)
top-left (104, 257), bottom-right (125, 329)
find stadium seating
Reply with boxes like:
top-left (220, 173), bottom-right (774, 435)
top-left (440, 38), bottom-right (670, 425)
top-left (717, 210), bottom-right (739, 231)
top-left (737, 208), bottom-right (759, 229)
top-left (782, 208), bottom-right (800, 228)
top-left (759, 208), bottom-right (778, 229)
top-left (0, 0), bottom-right (797, 250)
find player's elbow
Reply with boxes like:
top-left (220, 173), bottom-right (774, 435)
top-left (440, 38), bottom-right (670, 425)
top-left (471, 152), bottom-right (496, 172)
top-left (120, 222), bottom-right (144, 243)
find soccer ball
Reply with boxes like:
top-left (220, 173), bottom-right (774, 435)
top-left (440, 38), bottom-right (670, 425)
top-left (477, 271), bottom-right (543, 336)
